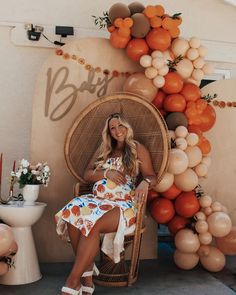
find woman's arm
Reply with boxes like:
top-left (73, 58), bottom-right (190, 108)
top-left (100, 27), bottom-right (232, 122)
top-left (134, 143), bottom-right (157, 202)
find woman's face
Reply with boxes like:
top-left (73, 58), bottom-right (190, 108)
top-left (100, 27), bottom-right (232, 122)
top-left (109, 118), bottom-right (127, 143)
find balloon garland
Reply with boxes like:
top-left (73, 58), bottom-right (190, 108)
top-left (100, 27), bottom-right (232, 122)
top-left (93, 2), bottom-right (236, 272)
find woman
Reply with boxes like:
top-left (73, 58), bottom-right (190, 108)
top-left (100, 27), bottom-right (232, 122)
top-left (55, 113), bottom-right (157, 295)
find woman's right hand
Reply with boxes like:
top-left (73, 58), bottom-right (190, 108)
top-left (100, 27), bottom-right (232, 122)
top-left (106, 169), bottom-right (127, 185)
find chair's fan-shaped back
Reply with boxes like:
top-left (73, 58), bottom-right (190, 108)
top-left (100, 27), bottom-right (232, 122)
top-left (65, 93), bottom-right (169, 184)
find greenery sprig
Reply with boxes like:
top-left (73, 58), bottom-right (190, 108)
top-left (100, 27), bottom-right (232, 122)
top-left (167, 55), bottom-right (183, 71)
top-left (172, 13), bottom-right (182, 19)
top-left (202, 93), bottom-right (218, 103)
top-left (92, 12), bottom-right (111, 29)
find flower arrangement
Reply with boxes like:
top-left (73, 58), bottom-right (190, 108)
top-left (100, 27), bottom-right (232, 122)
top-left (11, 159), bottom-right (50, 188)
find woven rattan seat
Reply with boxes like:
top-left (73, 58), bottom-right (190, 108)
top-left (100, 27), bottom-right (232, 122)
top-left (64, 92), bottom-right (169, 287)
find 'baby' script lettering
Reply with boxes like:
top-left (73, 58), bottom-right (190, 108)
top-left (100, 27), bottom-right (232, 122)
top-left (45, 66), bottom-right (114, 121)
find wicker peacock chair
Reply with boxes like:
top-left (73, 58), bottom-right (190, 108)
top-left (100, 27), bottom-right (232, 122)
top-left (64, 92), bottom-right (169, 287)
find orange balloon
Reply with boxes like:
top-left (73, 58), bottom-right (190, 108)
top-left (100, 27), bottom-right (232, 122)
top-left (161, 72), bottom-right (184, 94)
top-left (188, 125), bottom-right (203, 137)
top-left (196, 104), bottom-right (216, 132)
top-left (161, 183), bottom-right (181, 200)
top-left (215, 226), bottom-right (236, 255)
top-left (175, 191), bottom-right (200, 218)
top-left (147, 190), bottom-right (160, 204)
top-left (146, 28), bottom-right (171, 51)
top-left (163, 93), bottom-right (186, 112)
top-left (126, 38), bottom-right (149, 61)
top-left (150, 198), bottom-right (175, 224)
top-left (110, 29), bottom-right (131, 49)
top-left (180, 83), bottom-right (201, 102)
top-left (197, 136), bottom-right (211, 155)
top-left (152, 90), bottom-right (166, 109)
top-left (168, 215), bottom-right (189, 235)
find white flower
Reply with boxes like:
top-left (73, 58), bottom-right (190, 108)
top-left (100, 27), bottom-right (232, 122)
top-left (23, 168), bottom-right (28, 175)
top-left (11, 171), bottom-right (15, 176)
top-left (21, 159), bottom-right (29, 168)
top-left (44, 166), bottom-right (50, 172)
top-left (36, 176), bottom-right (42, 181)
top-left (16, 171), bottom-right (21, 178)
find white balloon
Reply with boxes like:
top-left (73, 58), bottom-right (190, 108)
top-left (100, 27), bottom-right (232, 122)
top-left (186, 133), bottom-right (199, 146)
top-left (185, 146), bottom-right (202, 168)
top-left (158, 65), bottom-right (169, 76)
top-left (175, 126), bottom-right (188, 138)
top-left (201, 156), bottom-right (212, 167)
top-left (202, 63), bottom-right (214, 75)
top-left (171, 38), bottom-right (190, 57)
top-left (198, 232), bottom-right (213, 245)
top-left (193, 57), bottom-right (205, 69)
top-left (140, 55), bottom-right (152, 68)
top-left (154, 172), bottom-right (174, 192)
top-left (192, 69), bottom-right (204, 81)
top-left (151, 50), bottom-right (163, 58)
top-left (211, 201), bottom-right (222, 212)
top-left (153, 75), bottom-right (165, 88)
top-left (176, 58), bottom-right (194, 79)
top-left (198, 46), bottom-right (207, 57)
top-left (167, 148), bottom-right (189, 175)
top-left (186, 48), bottom-right (199, 61)
top-left (194, 211), bottom-right (207, 221)
top-left (152, 57), bottom-right (165, 69)
top-left (175, 137), bottom-right (188, 150)
top-left (174, 168), bottom-right (198, 191)
top-left (195, 163), bottom-right (208, 177)
top-left (189, 37), bottom-right (201, 49)
top-left (195, 220), bottom-right (208, 234)
top-left (199, 195), bottom-right (212, 208)
top-left (145, 67), bottom-right (158, 79)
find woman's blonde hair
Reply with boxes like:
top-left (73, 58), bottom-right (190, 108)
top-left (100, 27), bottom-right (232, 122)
top-left (95, 113), bottom-right (139, 177)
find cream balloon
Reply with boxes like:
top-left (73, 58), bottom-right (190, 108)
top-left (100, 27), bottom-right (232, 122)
top-left (186, 48), bottom-right (199, 61)
top-left (195, 163), bottom-right (208, 177)
top-left (202, 63), bottom-right (214, 75)
top-left (201, 156), bottom-right (212, 167)
top-left (195, 220), bottom-right (208, 234)
top-left (194, 211), bottom-right (207, 221)
top-left (153, 75), bottom-right (165, 88)
top-left (167, 148), bottom-right (189, 175)
top-left (0, 224), bottom-right (15, 256)
top-left (200, 246), bottom-right (225, 272)
top-left (152, 57), bottom-right (165, 69)
top-left (174, 250), bottom-right (199, 270)
top-left (189, 37), bottom-right (201, 49)
top-left (175, 126), bottom-right (188, 138)
top-left (175, 58), bottom-right (194, 79)
top-left (202, 207), bottom-right (213, 216)
top-left (151, 50), bottom-right (163, 58)
top-left (186, 133), bottom-right (199, 146)
top-left (207, 212), bottom-right (232, 237)
top-left (123, 73), bottom-right (158, 102)
top-left (145, 67), bottom-right (158, 79)
top-left (197, 245), bottom-right (210, 257)
top-left (211, 201), bottom-right (222, 212)
top-left (192, 69), bottom-right (204, 81)
top-left (175, 137), bottom-right (188, 150)
top-left (198, 46), bottom-right (207, 57)
top-left (198, 231), bottom-right (213, 245)
top-left (139, 54), bottom-right (152, 68)
top-left (193, 57), bottom-right (205, 69)
top-left (158, 65), bottom-right (169, 76)
top-left (186, 77), bottom-right (200, 86)
top-left (185, 146), bottom-right (202, 168)
top-left (171, 38), bottom-right (190, 57)
top-left (174, 168), bottom-right (198, 191)
top-left (199, 195), bottom-right (212, 208)
top-left (154, 172), bottom-right (174, 192)
top-left (175, 229), bottom-right (200, 253)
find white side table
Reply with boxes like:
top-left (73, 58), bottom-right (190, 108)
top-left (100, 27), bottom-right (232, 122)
top-left (0, 202), bottom-right (47, 285)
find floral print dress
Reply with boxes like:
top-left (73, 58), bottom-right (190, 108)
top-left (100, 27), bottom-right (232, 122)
top-left (55, 157), bottom-right (138, 263)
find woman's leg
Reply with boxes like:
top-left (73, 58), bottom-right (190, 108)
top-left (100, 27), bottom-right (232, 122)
top-left (61, 207), bottom-right (120, 295)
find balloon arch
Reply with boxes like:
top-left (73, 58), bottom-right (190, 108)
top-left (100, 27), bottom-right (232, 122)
top-left (92, 2), bottom-right (235, 272)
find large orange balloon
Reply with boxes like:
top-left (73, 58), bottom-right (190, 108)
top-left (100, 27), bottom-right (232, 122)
top-left (150, 198), bottom-right (175, 224)
top-left (146, 28), bottom-right (171, 51)
top-left (152, 90), bottom-right (166, 109)
top-left (110, 29), bottom-right (131, 49)
top-left (161, 72), bottom-right (184, 94)
top-left (163, 94), bottom-right (186, 112)
top-left (189, 104), bottom-right (216, 132)
top-left (175, 191), bottom-right (200, 218)
top-left (197, 136), bottom-right (211, 155)
top-left (161, 183), bottom-right (181, 200)
top-left (180, 83), bottom-right (201, 102)
top-left (215, 226), bottom-right (236, 255)
top-left (126, 38), bottom-right (149, 61)
top-left (123, 72), bottom-right (158, 102)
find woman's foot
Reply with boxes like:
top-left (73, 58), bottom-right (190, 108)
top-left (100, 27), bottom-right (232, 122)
top-left (81, 264), bottom-right (99, 295)
top-left (61, 278), bottom-right (82, 295)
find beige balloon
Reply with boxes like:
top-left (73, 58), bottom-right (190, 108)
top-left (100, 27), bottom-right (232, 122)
top-left (195, 220), bottom-right (208, 234)
top-left (154, 172), bottom-right (174, 192)
top-left (195, 163), bottom-right (208, 177)
top-left (174, 168), bottom-right (198, 191)
top-left (175, 137), bottom-right (188, 150)
top-left (140, 55), bottom-right (152, 68)
top-left (123, 72), bottom-right (158, 102)
top-left (167, 148), bottom-right (189, 175)
top-left (186, 48), bottom-right (199, 61)
top-left (185, 146), bottom-right (202, 168)
top-left (207, 212), bottom-right (232, 237)
top-left (186, 133), bottom-right (199, 146)
top-left (192, 69), bottom-right (204, 81)
top-left (193, 57), bottom-right (205, 69)
top-left (175, 229), bottom-right (200, 253)
top-left (145, 67), bottom-right (158, 79)
top-left (189, 37), bottom-right (201, 49)
top-left (175, 126), bottom-right (188, 138)
top-left (194, 211), bottom-right (207, 221)
top-left (174, 250), bottom-right (199, 270)
top-left (199, 195), bottom-right (212, 208)
top-left (197, 245), bottom-right (210, 257)
top-left (176, 58), bottom-right (194, 79)
top-left (171, 38), bottom-right (190, 57)
top-left (198, 231), bottom-right (213, 245)
top-left (200, 246), bottom-right (225, 272)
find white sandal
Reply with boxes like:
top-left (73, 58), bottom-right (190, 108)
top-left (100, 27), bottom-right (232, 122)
top-left (61, 286), bottom-right (82, 295)
top-left (81, 264), bottom-right (99, 294)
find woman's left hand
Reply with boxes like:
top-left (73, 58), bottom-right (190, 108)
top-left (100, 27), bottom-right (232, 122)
top-left (134, 181), bottom-right (149, 203)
